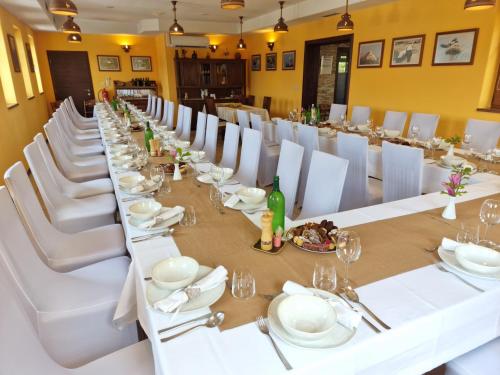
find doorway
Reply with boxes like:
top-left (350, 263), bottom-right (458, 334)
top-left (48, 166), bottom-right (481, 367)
top-left (47, 51), bottom-right (94, 115)
top-left (301, 34), bottom-right (353, 118)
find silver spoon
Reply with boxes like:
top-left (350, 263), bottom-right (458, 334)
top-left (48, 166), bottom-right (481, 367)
top-left (344, 286), bottom-right (391, 330)
top-left (157, 311), bottom-right (216, 335)
top-left (160, 311), bottom-right (224, 342)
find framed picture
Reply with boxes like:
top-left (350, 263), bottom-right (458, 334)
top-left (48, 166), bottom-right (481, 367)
top-left (251, 54), bottom-right (261, 71)
top-left (7, 34), bottom-right (20, 73)
top-left (266, 53), bottom-right (277, 71)
top-left (282, 50), bottom-right (296, 70)
top-left (390, 35), bottom-right (425, 67)
top-left (131, 56), bottom-right (152, 72)
top-left (97, 55), bottom-right (121, 72)
top-left (432, 29), bottom-right (479, 66)
top-left (25, 42), bottom-right (35, 72)
top-left (358, 39), bottom-right (385, 68)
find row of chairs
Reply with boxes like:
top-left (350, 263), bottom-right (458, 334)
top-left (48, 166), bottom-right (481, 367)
top-left (0, 97), bottom-right (154, 373)
top-left (329, 103), bottom-right (500, 151)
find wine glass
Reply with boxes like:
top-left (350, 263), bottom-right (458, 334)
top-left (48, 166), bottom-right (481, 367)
top-left (312, 262), bottom-right (337, 292)
top-left (336, 231), bottom-right (361, 291)
top-left (150, 165), bottom-right (165, 194)
top-left (479, 199), bottom-right (500, 247)
top-left (463, 133), bottom-right (472, 156)
top-left (430, 137), bottom-right (442, 160)
top-left (410, 125), bottom-right (420, 145)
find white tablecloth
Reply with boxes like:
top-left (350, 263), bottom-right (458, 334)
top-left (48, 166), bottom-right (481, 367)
top-left (217, 104), bottom-right (270, 123)
top-left (94, 103), bottom-right (500, 375)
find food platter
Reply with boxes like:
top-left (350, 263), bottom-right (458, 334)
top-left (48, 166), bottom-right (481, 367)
top-left (286, 220), bottom-right (339, 254)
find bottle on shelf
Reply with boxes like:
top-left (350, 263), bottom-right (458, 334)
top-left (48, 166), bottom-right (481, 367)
top-left (144, 121), bottom-right (154, 153)
top-left (267, 176), bottom-right (285, 239)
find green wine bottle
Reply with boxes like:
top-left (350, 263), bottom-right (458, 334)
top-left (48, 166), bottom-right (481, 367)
top-left (144, 121), bottom-right (154, 153)
top-left (267, 176), bottom-right (285, 234)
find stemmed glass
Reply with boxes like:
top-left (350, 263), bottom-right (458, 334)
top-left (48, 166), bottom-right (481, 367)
top-left (430, 137), bottom-right (442, 160)
top-left (410, 125), bottom-right (420, 145)
top-left (336, 231), bottom-right (362, 291)
top-left (312, 262), bottom-right (337, 292)
top-left (463, 133), bottom-right (472, 156)
top-left (479, 199), bottom-right (500, 247)
top-left (150, 165), bottom-right (165, 195)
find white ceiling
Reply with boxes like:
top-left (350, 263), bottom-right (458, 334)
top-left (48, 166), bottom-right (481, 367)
top-left (0, 0), bottom-right (395, 35)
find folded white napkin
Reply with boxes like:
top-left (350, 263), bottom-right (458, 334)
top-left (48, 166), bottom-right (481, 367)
top-left (282, 281), bottom-right (362, 330)
top-left (224, 194), bottom-right (241, 208)
top-left (154, 265), bottom-right (228, 313)
top-left (136, 206), bottom-right (185, 229)
top-left (441, 237), bottom-right (461, 251)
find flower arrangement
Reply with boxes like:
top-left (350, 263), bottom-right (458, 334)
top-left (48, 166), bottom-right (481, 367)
top-left (444, 135), bottom-right (461, 145)
top-left (175, 147), bottom-right (191, 163)
top-left (441, 166), bottom-right (472, 197)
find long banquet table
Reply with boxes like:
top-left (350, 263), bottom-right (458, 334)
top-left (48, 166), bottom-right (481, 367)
top-left (96, 104), bottom-right (500, 375)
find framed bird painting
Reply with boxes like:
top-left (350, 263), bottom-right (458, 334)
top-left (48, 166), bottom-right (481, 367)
top-left (432, 29), bottom-right (479, 66)
top-left (390, 35), bottom-right (425, 67)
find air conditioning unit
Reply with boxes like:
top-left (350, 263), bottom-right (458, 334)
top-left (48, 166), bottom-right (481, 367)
top-left (167, 35), bottom-right (209, 48)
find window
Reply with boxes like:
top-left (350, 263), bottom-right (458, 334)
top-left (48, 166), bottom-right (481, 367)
top-left (0, 21), bottom-right (17, 107)
top-left (13, 26), bottom-right (33, 98)
top-left (28, 35), bottom-right (43, 94)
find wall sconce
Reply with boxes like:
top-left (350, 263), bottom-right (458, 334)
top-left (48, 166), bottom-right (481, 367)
top-left (121, 44), bottom-right (132, 53)
top-left (208, 44), bottom-right (218, 53)
top-left (267, 42), bottom-right (275, 51)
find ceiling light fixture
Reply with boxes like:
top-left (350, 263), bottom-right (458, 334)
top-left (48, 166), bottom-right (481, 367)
top-left (337, 0), bottom-right (354, 31)
top-left (61, 16), bottom-right (81, 34)
top-left (122, 45), bottom-right (131, 53)
top-left (267, 42), bottom-right (275, 51)
top-left (49, 0), bottom-right (78, 16)
top-left (221, 0), bottom-right (245, 10)
top-left (464, 0), bottom-right (496, 10)
top-left (274, 1), bottom-right (288, 33)
top-left (208, 44), bottom-right (218, 53)
top-left (236, 16), bottom-right (246, 50)
top-left (169, 1), bottom-right (184, 36)
top-left (67, 33), bottom-right (82, 43)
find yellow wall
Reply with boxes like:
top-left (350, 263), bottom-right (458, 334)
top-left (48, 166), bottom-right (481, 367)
top-left (245, 0), bottom-right (499, 138)
top-left (0, 5), bottom-right (49, 179)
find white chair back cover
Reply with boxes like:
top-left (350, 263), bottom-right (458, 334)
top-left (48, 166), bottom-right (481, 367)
top-left (298, 151), bottom-right (349, 220)
top-left (219, 122), bottom-right (240, 170)
top-left (160, 99), bottom-right (169, 125)
top-left (382, 141), bottom-right (423, 203)
top-left (464, 119), bottom-right (500, 153)
top-left (296, 124), bottom-right (320, 206)
top-left (351, 106), bottom-right (371, 125)
top-left (154, 97), bottom-right (162, 120)
top-left (277, 119), bottom-right (295, 144)
top-left (250, 112), bottom-right (262, 131)
top-left (145, 94), bottom-right (152, 115)
top-left (44, 120), bottom-right (79, 171)
top-left (203, 115), bottom-right (219, 163)
top-left (407, 113), bottom-right (440, 141)
top-left (150, 96), bottom-right (157, 119)
top-left (337, 133), bottom-right (369, 211)
top-left (382, 111), bottom-right (408, 135)
top-left (234, 128), bottom-right (262, 187)
top-left (276, 140), bottom-right (304, 218)
top-left (175, 104), bottom-right (185, 137)
top-left (328, 103), bottom-right (347, 121)
top-left (166, 101), bottom-right (175, 130)
top-left (237, 109), bottom-right (250, 138)
top-left (191, 112), bottom-right (207, 151)
top-left (180, 106), bottom-right (192, 141)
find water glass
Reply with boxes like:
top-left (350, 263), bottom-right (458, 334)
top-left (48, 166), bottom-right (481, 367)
top-left (456, 222), bottom-right (479, 244)
top-left (336, 231), bottom-right (361, 290)
top-left (231, 268), bottom-right (256, 299)
top-left (180, 205), bottom-right (196, 227)
top-left (312, 262), bottom-right (337, 292)
top-left (150, 165), bottom-right (165, 186)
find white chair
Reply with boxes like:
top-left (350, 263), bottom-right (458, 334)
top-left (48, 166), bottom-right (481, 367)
top-left (382, 111), bottom-right (408, 135)
top-left (234, 128), bottom-right (262, 187)
top-left (191, 112), bottom-right (207, 151)
top-left (298, 150), bottom-right (349, 220)
top-left (166, 100), bottom-right (175, 130)
top-left (277, 119), bottom-right (295, 144)
top-left (351, 106), bottom-right (371, 125)
top-left (202, 114), bottom-right (219, 163)
top-left (150, 96), bottom-right (157, 120)
top-left (175, 104), bottom-right (185, 138)
top-left (337, 133), bottom-right (382, 211)
top-left (237, 109), bottom-right (251, 138)
top-left (58, 104), bottom-right (101, 141)
top-left (154, 96), bottom-right (163, 120)
top-left (66, 97), bottom-right (98, 129)
top-left (22, 148), bottom-right (116, 234)
top-left (296, 124), bottom-right (320, 206)
top-left (145, 94), bottom-right (152, 115)
top-left (33, 133), bottom-right (113, 198)
top-left (0, 186), bottom-right (137, 368)
top-left (181, 106), bottom-right (192, 141)
top-left (445, 338), bottom-right (500, 375)
top-left (5, 161), bottom-right (126, 272)
top-left (44, 121), bottom-right (109, 182)
top-left (328, 103), bottom-right (347, 122)
top-left (160, 99), bottom-right (169, 126)
top-left (382, 141), bottom-right (423, 203)
top-left (251, 112), bottom-right (280, 186)
top-left (276, 140), bottom-right (304, 218)
top-left (54, 110), bottom-right (103, 155)
top-left (219, 122), bottom-right (240, 170)
top-left (250, 112), bottom-right (262, 131)
top-left (407, 113), bottom-right (440, 141)
top-left (464, 119), bottom-right (500, 153)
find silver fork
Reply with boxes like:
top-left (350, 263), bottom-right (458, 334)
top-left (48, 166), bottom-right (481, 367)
top-left (435, 264), bottom-right (485, 292)
top-left (256, 316), bottom-right (292, 371)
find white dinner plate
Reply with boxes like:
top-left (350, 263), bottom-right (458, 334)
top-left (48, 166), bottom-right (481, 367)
top-left (120, 181), bottom-right (160, 196)
top-left (146, 266), bottom-right (225, 313)
top-left (196, 174), bottom-right (238, 186)
top-left (128, 207), bottom-right (182, 232)
top-left (267, 289), bottom-right (356, 349)
top-left (438, 246), bottom-right (500, 281)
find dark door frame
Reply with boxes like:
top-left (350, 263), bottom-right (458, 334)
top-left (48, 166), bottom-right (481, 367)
top-left (301, 34), bottom-right (354, 109)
